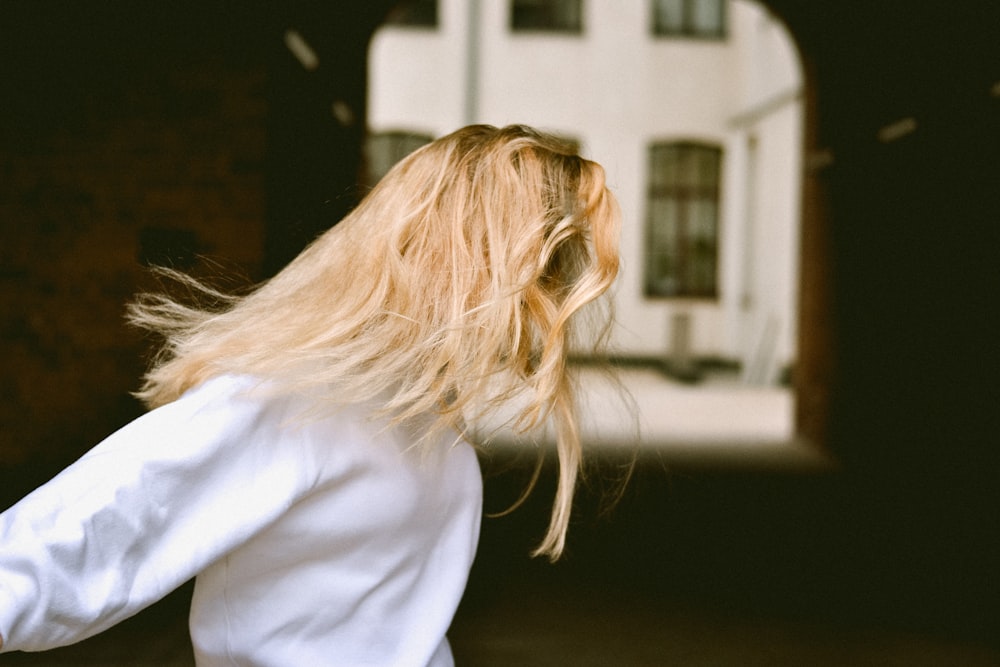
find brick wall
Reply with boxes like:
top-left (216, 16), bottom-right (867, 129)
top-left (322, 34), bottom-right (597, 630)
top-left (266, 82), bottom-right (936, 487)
top-left (0, 53), bottom-right (267, 474)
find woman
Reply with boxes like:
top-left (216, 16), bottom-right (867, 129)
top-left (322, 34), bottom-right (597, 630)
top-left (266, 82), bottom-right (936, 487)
top-left (0, 124), bottom-right (621, 665)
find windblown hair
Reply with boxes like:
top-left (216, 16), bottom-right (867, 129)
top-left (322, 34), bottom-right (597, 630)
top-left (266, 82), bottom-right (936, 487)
top-left (128, 124), bottom-right (621, 559)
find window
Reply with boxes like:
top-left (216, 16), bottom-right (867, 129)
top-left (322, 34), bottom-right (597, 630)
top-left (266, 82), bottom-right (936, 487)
top-left (644, 142), bottom-right (722, 298)
top-left (511, 0), bottom-right (583, 33)
top-left (545, 133), bottom-right (581, 155)
top-left (384, 0), bottom-right (438, 28)
top-left (651, 0), bottom-right (726, 38)
top-left (365, 131), bottom-right (434, 186)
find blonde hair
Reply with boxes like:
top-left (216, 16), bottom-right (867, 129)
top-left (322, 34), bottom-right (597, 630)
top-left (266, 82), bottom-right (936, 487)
top-left (128, 124), bottom-right (621, 559)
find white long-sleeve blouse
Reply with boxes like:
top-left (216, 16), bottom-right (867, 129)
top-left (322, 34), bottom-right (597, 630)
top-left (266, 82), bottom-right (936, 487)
top-left (0, 374), bottom-right (482, 666)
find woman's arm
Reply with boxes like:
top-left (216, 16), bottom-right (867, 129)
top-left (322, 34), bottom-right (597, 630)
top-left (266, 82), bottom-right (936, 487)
top-left (0, 375), bottom-right (323, 653)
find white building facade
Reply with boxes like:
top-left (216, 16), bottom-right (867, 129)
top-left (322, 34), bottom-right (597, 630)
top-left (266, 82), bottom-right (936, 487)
top-left (368, 0), bottom-right (802, 384)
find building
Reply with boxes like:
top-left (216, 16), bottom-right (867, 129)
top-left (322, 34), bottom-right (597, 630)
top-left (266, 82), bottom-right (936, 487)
top-left (368, 0), bottom-right (803, 385)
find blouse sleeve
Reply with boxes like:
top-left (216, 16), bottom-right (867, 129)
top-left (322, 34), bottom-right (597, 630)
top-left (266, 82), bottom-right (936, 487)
top-left (0, 375), bottom-right (325, 653)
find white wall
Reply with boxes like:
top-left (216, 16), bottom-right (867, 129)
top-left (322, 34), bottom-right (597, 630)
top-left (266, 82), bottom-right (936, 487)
top-left (369, 0), bottom-right (802, 380)
top-left (725, 1), bottom-right (803, 378)
top-left (367, 0), bottom-right (471, 134)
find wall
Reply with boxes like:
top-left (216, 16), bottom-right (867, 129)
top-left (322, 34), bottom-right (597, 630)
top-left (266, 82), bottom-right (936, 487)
top-left (367, 1), bottom-right (470, 133)
top-left (0, 10), bottom-right (268, 469)
top-left (369, 0), bottom-right (803, 376)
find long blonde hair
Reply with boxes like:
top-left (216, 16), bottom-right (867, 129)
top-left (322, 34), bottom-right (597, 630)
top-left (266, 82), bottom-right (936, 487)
top-left (128, 124), bottom-right (621, 559)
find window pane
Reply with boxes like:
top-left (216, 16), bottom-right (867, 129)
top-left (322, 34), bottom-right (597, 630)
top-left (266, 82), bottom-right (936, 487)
top-left (689, 200), bottom-right (717, 241)
top-left (676, 146), bottom-right (699, 188)
top-left (652, 0), bottom-right (726, 38)
top-left (691, 0), bottom-right (724, 35)
top-left (689, 199), bottom-right (718, 294)
top-left (652, 0), bottom-right (685, 34)
top-left (647, 256), bottom-right (679, 296)
top-left (511, 0), bottom-right (583, 33)
top-left (646, 198), bottom-right (678, 296)
top-left (650, 144), bottom-right (680, 190)
top-left (649, 198), bottom-right (679, 250)
top-left (644, 142), bottom-right (721, 298)
top-left (694, 144), bottom-right (721, 187)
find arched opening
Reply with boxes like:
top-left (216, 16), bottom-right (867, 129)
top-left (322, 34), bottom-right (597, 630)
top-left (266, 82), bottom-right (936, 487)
top-left (368, 0), bottom-right (816, 457)
top-left (1, 0), bottom-right (996, 662)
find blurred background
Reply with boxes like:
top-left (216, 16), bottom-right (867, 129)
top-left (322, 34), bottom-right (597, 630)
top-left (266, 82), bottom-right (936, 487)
top-left (1, 0), bottom-right (998, 664)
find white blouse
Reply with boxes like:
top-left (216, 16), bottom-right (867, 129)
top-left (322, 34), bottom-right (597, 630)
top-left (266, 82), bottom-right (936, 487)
top-left (0, 375), bottom-right (482, 666)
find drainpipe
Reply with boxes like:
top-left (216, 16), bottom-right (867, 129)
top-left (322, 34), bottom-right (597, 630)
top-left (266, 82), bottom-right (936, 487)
top-left (464, 0), bottom-right (481, 124)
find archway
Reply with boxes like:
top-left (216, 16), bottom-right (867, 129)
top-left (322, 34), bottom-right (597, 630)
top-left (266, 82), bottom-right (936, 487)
top-left (368, 0), bottom-right (816, 455)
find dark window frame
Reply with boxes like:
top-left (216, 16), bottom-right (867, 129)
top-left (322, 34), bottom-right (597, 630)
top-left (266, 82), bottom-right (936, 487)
top-left (644, 141), bottom-right (723, 300)
top-left (650, 0), bottom-right (727, 39)
top-left (510, 0), bottom-right (584, 34)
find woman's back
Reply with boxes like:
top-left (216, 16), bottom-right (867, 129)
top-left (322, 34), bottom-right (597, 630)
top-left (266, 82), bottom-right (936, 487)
top-left (0, 374), bottom-right (482, 666)
top-left (187, 376), bottom-right (483, 666)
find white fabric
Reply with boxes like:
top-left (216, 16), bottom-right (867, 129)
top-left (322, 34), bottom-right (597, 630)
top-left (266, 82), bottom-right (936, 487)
top-left (0, 375), bottom-right (482, 666)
